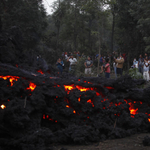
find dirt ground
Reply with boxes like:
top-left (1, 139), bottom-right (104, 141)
top-left (51, 133), bottom-right (150, 150)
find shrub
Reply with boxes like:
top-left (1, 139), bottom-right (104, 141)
top-left (128, 68), bottom-right (143, 79)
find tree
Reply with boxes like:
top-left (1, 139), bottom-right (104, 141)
top-left (0, 0), bottom-right (47, 50)
top-left (129, 0), bottom-right (150, 52)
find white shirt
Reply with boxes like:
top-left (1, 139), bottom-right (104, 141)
top-left (143, 62), bottom-right (149, 72)
top-left (69, 58), bottom-right (77, 65)
top-left (65, 55), bottom-right (68, 60)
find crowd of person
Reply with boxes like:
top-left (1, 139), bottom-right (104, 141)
top-left (55, 51), bottom-right (125, 79)
top-left (132, 53), bottom-right (150, 81)
top-left (99, 53), bottom-right (125, 79)
top-left (55, 51), bottom-right (150, 81)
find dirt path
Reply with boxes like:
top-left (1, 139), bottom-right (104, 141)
top-left (51, 133), bottom-right (150, 150)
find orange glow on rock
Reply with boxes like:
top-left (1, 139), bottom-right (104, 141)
top-left (87, 99), bottom-right (94, 107)
top-left (115, 102), bottom-right (122, 106)
top-left (66, 105), bottom-right (70, 108)
top-left (0, 75), bottom-right (19, 86)
top-left (26, 82), bottom-right (36, 91)
top-left (78, 98), bottom-right (80, 102)
top-left (1, 104), bottom-right (6, 109)
top-left (37, 70), bottom-right (44, 74)
top-left (129, 108), bottom-right (138, 115)
top-left (64, 85), bottom-right (74, 91)
top-left (105, 86), bottom-right (114, 90)
top-left (128, 102), bottom-right (138, 115)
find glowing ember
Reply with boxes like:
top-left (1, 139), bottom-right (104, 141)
top-left (64, 85), bottom-right (74, 91)
top-left (73, 110), bottom-right (76, 114)
top-left (0, 75), bottom-right (20, 86)
top-left (129, 108), bottom-right (138, 115)
top-left (115, 102), bottom-right (122, 106)
top-left (1, 104), bottom-right (6, 109)
top-left (37, 69), bottom-right (44, 74)
top-left (78, 98), bottom-right (81, 102)
top-left (148, 118), bottom-right (150, 122)
top-left (26, 82), bottom-right (36, 91)
top-left (128, 102), bottom-right (138, 115)
top-left (131, 115), bottom-right (135, 118)
top-left (66, 105), bottom-right (70, 108)
top-left (105, 86), bottom-right (114, 90)
top-left (43, 114), bottom-right (45, 119)
top-left (87, 99), bottom-right (94, 107)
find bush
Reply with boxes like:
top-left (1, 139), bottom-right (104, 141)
top-left (75, 57), bottom-right (86, 76)
top-left (128, 68), bottom-right (143, 79)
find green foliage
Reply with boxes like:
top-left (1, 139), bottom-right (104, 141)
top-left (1, 0), bottom-right (47, 50)
top-left (128, 68), bottom-right (143, 79)
top-left (75, 57), bottom-right (86, 76)
top-left (51, 0), bottom-right (111, 56)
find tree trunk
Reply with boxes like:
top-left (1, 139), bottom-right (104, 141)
top-left (73, 4), bottom-right (77, 52)
top-left (0, 15), bottom-right (2, 32)
top-left (56, 25), bottom-right (60, 49)
top-left (127, 50), bottom-right (130, 72)
top-left (56, 0), bottom-right (61, 50)
top-left (88, 18), bottom-right (92, 51)
top-left (97, 35), bottom-right (101, 75)
top-left (111, 11), bottom-right (115, 53)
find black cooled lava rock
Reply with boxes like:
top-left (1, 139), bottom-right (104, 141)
top-left (143, 136), bottom-right (150, 146)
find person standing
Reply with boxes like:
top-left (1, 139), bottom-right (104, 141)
top-left (113, 59), bottom-right (117, 78)
top-left (67, 55), bottom-right (77, 73)
top-left (138, 54), bottom-right (144, 74)
top-left (145, 53), bottom-right (148, 59)
top-left (143, 57), bottom-right (149, 81)
top-left (105, 58), bottom-right (110, 78)
top-left (84, 56), bottom-right (93, 76)
top-left (133, 58), bottom-right (138, 68)
top-left (56, 58), bottom-right (64, 74)
top-left (114, 54), bottom-right (124, 76)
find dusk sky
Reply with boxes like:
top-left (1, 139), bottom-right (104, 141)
top-left (42, 0), bottom-right (55, 14)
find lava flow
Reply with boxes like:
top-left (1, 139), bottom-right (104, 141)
top-left (1, 75), bottom-right (150, 122)
top-left (26, 82), bottom-right (37, 91)
top-left (37, 69), bottom-right (44, 74)
top-left (0, 75), bottom-right (19, 86)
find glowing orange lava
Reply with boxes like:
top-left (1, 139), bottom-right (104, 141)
top-left (26, 82), bottom-right (36, 91)
top-left (1, 104), bottom-right (6, 109)
top-left (66, 105), bottom-right (70, 108)
top-left (105, 86), bottom-right (114, 90)
top-left (87, 99), bottom-right (94, 107)
top-left (43, 114), bottom-right (45, 119)
top-left (37, 69), bottom-right (44, 74)
top-left (128, 102), bottom-right (138, 115)
top-left (78, 98), bottom-right (81, 102)
top-left (0, 75), bottom-right (20, 86)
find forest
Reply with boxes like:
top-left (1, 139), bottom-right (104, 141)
top-left (0, 0), bottom-right (150, 71)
